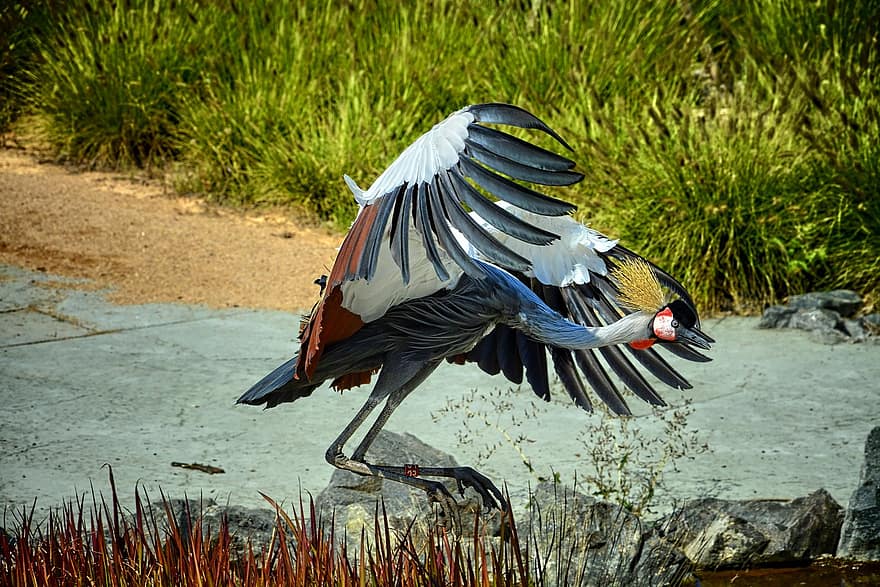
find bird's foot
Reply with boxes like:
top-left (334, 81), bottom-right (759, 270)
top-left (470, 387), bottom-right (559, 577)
top-left (447, 466), bottom-right (508, 514)
top-left (325, 454), bottom-right (465, 530)
top-left (375, 464), bottom-right (508, 515)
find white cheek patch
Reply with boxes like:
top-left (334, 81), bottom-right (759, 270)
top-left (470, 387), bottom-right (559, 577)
top-left (653, 308), bottom-right (676, 341)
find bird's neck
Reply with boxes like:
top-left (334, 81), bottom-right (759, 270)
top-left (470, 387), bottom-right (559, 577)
top-left (479, 261), bottom-right (655, 350)
top-left (586, 312), bottom-right (654, 347)
top-left (512, 308), bottom-right (653, 350)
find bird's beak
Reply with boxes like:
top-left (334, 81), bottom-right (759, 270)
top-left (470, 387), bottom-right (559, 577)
top-left (679, 325), bottom-right (714, 350)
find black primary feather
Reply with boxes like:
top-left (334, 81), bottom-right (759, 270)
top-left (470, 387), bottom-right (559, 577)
top-left (413, 182), bottom-right (450, 281)
top-left (468, 103), bottom-right (575, 151)
top-left (466, 124), bottom-right (576, 171)
top-left (459, 156), bottom-right (576, 216)
top-left (437, 170), bottom-right (532, 272)
top-left (464, 138), bottom-right (584, 186)
top-left (448, 168), bottom-right (560, 245)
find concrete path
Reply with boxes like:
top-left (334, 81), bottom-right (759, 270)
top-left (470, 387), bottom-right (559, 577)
top-left (2, 264), bottom-right (878, 521)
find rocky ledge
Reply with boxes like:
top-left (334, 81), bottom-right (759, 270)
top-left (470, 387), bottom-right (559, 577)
top-left (122, 425), bottom-right (879, 584)
top-left (837, 426), bottom-right (880, 561)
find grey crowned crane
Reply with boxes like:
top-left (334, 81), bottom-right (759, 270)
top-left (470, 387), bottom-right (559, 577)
top-left (238, 103), bottom-right (713, 521)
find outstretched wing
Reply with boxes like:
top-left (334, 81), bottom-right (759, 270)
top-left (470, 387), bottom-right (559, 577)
top-left (338, 103), bottom-right (583, 288)
top-left (459, 207), bottom-right (710, 416)
top-left (297, 104), bottom-right (584, 380)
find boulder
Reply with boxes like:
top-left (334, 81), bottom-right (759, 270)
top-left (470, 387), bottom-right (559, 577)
top-left (789, 308), bottom-right (841, 333)
top-left (138, 498), bottom-right (281, 560)
top-left (527, 482), bottom-right (693, 586)
top-left (863, 314), bottom-right (880, 336)
top-left (808, 327), bottom-right (851, 345)
top-left (659, 489), bottom-right (843, 569)
top-left (758, 305), bottom-right (797, 329)
top-left (758, 290), bottom-right (876, 344)
top-left (786, 308), bottom-right (849, 344)
top-left (843, 318), bottom-right (869, 341)
top-left (312, 440), bottom-right (695, 584)
top-left (788, 290), bottom-right (862, 318)
top-left (837, 426), bottom-right (880, 561)
top-left (315, 430), bottom-right (495, 553)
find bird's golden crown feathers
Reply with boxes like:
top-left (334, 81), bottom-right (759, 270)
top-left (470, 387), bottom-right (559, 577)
top-left (611, 258), bottom-right (666, 313)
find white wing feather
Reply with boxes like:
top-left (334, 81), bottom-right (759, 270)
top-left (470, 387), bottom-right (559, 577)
top-left (340, 236), bottom-right (458, 322)
top-left (470, 202), bottom-right (617, 286)
top-left (359, 109), bottom-right (473, 204)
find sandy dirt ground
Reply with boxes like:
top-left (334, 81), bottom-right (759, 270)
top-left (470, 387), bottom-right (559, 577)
top-left (0, 147), bottom-right (340, 312)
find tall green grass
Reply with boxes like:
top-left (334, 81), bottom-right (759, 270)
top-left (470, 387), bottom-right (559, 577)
top-left (30, 0), bottom-right (215, 167)
top-left (9, 0), bottom-right (880, 310)
top-left (0, 1), bottom-right (63, 136)
top-left (785, 2), bottom-right (880, 303)
top-left (174, 2), bottom-right (481, 224)
top-left (577, 76), bottom-right (828, 312)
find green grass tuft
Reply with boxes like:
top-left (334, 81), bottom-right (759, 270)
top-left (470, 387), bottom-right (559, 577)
top-left (579, 82), bottom-right (823, 312)
top-left (29, 0), bottom-right (215, 167)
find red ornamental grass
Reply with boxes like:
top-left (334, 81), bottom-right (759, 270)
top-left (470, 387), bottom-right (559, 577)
top-left (0, 468), bottom-right (533, 587)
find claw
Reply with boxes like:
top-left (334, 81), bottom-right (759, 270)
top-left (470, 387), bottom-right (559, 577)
top-left (453, 466), bottom-right (508, 514)
top-left (426, 483), bottom-right (462, 532)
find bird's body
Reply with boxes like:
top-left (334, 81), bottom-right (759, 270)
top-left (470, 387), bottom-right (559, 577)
top-left (240, 259), bottom-right (661, 408)
top-left (238, 104), bottom-right (713, 521)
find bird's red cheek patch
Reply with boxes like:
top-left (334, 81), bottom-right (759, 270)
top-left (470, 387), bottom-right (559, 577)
top-left (653, 307), bottom-right (676, 341)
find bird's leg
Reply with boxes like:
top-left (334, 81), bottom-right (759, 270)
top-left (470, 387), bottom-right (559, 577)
top-left (324, 359), bottom-right (462, 527)
top-left (350, 386), bottom-right (413, 462)
top-left (326, 358), bottom-right (439, 464)
top-left (324, 394), bottom-right (382, 464)
top-left (348, 368), bottom-right (507, 517)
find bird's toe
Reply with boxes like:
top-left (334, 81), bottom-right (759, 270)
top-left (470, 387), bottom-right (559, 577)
top-left (455, 466), bottom-right (508, 513)
top-left (425, 482), bottom-right (462, 531)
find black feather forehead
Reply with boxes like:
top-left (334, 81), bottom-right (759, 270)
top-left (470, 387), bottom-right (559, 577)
top-left (667, 299), bottom-right (697, 328)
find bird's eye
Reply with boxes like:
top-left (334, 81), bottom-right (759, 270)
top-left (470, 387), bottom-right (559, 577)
top-left (671, 320), bottom-right (679, 328)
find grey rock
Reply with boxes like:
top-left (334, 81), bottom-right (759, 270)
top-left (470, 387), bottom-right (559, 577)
top-left (758, 305), bottom-right (797, 329)
top-left (783, 308), bottom-right (849, 344)
top-left (863, 314), bottom-right (880, 335)
top-left (659, 489), bottom-right (843, 569)
top-left (788, 290), bottom-right (862, 318)
top-left (759, 293), bottom-right (875, 344)
top-left (838, 426), bottom-right (880, 561)
top-left (139, 498), bottom-right (281, 560)
top-left (315, 430), bottom-right (495, 553)
top-left (528, 482), bottom-right (693, 586)
top-left (789, 308), bottom-right (842, 333)
top-left (808, 328), bottom-right (850, 345)
top-left (843, 319), bottom-right (868, 341)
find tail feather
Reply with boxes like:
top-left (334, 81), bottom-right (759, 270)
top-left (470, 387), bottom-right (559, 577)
top-left (237, 356), bottom-right (320, 408)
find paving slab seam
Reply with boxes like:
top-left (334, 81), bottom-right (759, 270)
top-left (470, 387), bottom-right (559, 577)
top-left (1, 328), bottom-right (123, 349)
top-left (1, 310), bottom-right (265, 349)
